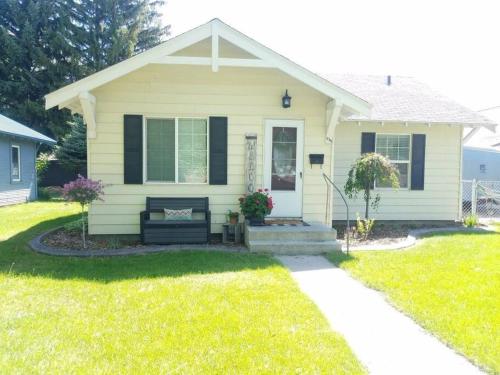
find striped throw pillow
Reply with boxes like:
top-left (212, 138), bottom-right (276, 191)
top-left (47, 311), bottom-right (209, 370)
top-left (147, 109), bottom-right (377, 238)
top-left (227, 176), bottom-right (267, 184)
top-left (164, 208), bottom-right (192, 221)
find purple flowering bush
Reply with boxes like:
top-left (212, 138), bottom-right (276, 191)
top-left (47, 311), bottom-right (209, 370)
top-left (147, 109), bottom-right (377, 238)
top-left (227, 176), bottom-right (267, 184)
top-left (62, 175), bottom-right (105, 248)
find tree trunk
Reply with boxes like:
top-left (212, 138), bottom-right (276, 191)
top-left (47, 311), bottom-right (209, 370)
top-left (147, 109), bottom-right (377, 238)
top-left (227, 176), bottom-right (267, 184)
top-left (81, 204), bottom-right (86, 249)
top-left (365, 186), bottom-right (370, 219)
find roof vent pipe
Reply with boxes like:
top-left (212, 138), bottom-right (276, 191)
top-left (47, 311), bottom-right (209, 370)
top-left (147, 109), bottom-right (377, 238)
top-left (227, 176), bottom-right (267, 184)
top-left (387, 75), bottom-right (392, 86)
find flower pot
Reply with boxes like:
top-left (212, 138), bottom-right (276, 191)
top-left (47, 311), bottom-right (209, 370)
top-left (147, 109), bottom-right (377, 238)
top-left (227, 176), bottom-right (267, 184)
top-left (229, 215), bottom-right (239, 225)
top-left (247, 216), bottom-right (266, 226)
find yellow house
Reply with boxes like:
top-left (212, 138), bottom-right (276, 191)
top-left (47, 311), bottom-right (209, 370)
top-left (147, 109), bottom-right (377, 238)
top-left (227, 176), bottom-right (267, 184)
top-left (45, 19), bottom-right (495, 239)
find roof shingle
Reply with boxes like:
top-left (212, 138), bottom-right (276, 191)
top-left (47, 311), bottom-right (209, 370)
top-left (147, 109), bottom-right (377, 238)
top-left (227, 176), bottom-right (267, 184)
top-left (326, 74), bottom-right (496, 126)
top-left (0, 114), bottom-right (56, 144)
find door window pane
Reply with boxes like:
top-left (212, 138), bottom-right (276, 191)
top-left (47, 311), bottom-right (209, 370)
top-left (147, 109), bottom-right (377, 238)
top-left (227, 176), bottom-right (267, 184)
top-left (178, 118), bottom-right (207, 183)
top-left (147, 119), bottom-right (175, 181)
top-left (11, 146), bottom-right (20, 181)
top-left (272, 127), bottom-right (297, 191)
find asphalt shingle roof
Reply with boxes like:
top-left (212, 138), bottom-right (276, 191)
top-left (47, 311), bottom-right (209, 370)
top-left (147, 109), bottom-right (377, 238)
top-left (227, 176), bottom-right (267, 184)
top-left (326, 74), bottom-right (496, 126)
top-left (0, 114), bottom-right (55, 144)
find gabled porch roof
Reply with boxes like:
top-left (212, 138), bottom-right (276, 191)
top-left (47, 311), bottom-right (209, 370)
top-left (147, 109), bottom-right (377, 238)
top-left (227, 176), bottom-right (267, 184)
top-left (45, 18), bottom-right (371, 139)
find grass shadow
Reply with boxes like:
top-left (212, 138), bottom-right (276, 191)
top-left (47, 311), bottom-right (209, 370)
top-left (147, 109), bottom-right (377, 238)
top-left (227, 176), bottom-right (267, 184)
top-left (0, 216), bottom-right (276, 283)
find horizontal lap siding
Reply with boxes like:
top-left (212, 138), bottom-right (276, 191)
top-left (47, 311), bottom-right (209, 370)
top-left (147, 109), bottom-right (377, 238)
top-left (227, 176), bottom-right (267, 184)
top-left (88, 65), bottom-right (330, 234)
top-left (332, 122), bottom-right (461, 221)
top-left (0, 137), bottom-right (36, 206)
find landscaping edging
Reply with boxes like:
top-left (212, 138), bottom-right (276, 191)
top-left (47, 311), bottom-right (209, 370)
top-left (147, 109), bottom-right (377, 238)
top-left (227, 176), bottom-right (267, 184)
top-left (29, 227), bottom-right (248, 257)
top-left (342, 226), bottom-right (496, 251)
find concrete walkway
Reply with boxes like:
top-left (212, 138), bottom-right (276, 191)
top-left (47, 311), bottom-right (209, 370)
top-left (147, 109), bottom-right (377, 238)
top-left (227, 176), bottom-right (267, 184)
top-left (277, 255), bottom-right (484, 375)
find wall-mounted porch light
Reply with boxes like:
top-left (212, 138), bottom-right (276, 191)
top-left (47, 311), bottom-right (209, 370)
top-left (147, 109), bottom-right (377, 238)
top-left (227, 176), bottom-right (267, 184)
top-left (282, 90), bottom-right (292, 108)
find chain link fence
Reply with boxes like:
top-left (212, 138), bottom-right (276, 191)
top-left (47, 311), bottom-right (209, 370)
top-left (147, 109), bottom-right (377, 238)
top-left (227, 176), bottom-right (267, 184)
top-left (462, 180), bottom-right (500, 219)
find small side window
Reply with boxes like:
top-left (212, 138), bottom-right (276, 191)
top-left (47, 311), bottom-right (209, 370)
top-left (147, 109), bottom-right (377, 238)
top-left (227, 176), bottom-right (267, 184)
top-left (479, 164), bottom-right (486, 173)
top-left (11, 145), bottom-right (21, 182)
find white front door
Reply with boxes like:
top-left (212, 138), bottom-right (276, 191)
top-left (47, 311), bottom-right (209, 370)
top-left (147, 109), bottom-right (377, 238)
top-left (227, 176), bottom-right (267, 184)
top-left (264, 119), bottom-right (304, 218)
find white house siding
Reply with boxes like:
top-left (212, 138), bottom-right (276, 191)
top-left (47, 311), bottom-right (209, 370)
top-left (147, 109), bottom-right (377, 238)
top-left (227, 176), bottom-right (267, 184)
top-left (332, 122), bottom-right (462, 221)
top-left (88, 64), bottom-right (331, 235)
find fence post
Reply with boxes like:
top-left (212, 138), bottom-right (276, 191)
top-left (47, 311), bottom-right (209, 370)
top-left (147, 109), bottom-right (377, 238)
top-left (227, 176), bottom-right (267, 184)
top-left (471, 179), bottom-right (477, 216)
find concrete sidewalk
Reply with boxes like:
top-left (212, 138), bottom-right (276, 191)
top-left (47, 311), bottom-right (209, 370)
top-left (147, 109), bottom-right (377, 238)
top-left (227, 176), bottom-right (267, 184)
top-left (277, 255), bottom-right (484, 375)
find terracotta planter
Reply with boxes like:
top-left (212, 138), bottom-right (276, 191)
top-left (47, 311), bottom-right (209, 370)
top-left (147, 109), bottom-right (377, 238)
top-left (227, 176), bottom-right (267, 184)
top-left (229, 215), bottom-right (239, 225)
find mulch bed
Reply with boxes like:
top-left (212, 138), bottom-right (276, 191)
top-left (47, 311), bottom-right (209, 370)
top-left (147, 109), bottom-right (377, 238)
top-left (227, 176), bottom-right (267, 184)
top-left (334, 222), bottom-right (465, 247)
top-left (42, 228), bottom-right (230, 251)
top-left (42, 228), bottom-right (143, 251)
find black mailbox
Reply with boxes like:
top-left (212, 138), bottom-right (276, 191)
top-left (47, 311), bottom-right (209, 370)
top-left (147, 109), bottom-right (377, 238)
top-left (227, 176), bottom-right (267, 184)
top-left (309, 154), bottom-right (324, 166)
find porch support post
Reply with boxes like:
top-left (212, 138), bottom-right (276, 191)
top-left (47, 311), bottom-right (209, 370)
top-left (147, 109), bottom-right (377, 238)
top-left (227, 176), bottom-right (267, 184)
top-left (326, 99), bottom-right (343, 140)
top-left (79, 91), bottom-right (97, 139)
top-left (245, 133), bottom-right (257, 193)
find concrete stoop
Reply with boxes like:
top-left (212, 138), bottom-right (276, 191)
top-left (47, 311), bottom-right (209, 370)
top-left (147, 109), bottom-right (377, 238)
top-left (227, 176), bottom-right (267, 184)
top-left (244, 222), bottom-right (342, 254)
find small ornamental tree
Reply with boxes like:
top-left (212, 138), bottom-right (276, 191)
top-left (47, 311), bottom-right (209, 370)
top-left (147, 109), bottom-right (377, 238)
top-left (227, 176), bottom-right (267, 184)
top-left (239, 189), bottom-right (273, 220)
top-left (344, 153), bottom-right (400, 219)
top-left (62, 175), bottom-right (105, 248)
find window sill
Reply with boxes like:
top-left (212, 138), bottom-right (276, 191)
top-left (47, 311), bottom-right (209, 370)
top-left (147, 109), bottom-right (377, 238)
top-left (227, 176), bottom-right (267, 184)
top-left (143, 181), bottom-right (209, 185)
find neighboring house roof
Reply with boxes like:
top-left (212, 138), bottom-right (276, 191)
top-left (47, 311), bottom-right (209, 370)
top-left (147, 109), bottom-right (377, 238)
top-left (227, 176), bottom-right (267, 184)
top-left (45, 18), bottom-right (370, 117)
top-left (463, 107), bottom-right (500, 150)
top-left (0, 114), bottom-right (56, 144)
top-left (326, 74), bottom-right (497, 128)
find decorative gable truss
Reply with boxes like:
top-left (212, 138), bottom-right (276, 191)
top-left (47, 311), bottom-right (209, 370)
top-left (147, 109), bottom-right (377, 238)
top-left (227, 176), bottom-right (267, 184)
top-left (45, 19), bottom-right (370, 139)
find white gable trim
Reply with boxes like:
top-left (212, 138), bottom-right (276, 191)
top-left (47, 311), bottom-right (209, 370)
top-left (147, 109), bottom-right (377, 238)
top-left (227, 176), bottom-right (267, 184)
top-left (45, 21), bottom-right (212, 110)
top-left (343, 119), bottom-right (497, 131)
top-left (45, 19), bottom-right (371, 116)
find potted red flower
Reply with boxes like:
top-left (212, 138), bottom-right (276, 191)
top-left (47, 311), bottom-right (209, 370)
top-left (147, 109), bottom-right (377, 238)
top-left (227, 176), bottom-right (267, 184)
top-left (238, 188), bottom-right (273, 226)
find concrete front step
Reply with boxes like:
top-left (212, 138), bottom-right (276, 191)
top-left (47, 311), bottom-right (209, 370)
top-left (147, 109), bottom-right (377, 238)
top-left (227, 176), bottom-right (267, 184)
top-left (245, 222), bottom-right (338, 241)
top-left (248, 240), bottom-right (341, 254)
top-left (244, 222), bottom-right (342, 254)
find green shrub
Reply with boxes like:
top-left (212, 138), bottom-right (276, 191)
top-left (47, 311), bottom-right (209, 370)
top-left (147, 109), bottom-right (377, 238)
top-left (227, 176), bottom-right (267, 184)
top-left (464, 214), bottom-right (479, 228)
top-left (38, 186), bottom-right (63, 201)
top-left (63, 216), bottom-right (87, 233)
top-left (355, 214), bottom-right (375, 241)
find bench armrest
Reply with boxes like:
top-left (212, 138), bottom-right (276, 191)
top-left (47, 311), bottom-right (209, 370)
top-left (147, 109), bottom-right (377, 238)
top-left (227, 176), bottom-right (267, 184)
top-left (206, 210), bottom-right (211, 238)
top-left (140, 211), bottom-right (150, 243)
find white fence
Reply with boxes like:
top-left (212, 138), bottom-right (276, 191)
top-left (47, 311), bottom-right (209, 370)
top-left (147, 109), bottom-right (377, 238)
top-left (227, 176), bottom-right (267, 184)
top-left (462, 180), bottom-right (500, 219)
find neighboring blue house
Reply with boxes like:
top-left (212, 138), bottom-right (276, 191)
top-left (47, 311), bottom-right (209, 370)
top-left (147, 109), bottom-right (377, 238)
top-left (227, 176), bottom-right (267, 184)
top-left (0, 114), bottom-right (56, 206)
top-left (463, 146), bottom-right (500, 181)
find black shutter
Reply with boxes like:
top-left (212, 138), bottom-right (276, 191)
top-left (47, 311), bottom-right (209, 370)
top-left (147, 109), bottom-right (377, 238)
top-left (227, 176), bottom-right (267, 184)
top-left (411, 134), bottom-right (426, 190)
top-left (209, 116), bottom-right (228, 185)
top-left (124, 114), bottom-right (143, 184)
top-left (361, 132), bottom-right (376, 154)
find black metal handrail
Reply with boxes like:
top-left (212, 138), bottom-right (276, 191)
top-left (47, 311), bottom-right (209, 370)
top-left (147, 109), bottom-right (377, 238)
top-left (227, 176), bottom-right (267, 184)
top-left (322, 173), bottom-right (350, 253)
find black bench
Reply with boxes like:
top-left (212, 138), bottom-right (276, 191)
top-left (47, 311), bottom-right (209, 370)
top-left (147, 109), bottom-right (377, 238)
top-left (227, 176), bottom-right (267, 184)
top-left (140, 197), bottom-right (211, 244)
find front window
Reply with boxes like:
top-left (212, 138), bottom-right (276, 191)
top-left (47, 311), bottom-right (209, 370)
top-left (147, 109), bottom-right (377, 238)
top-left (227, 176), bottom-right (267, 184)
top-left (11, 145), bottom-right (20, 182)
top-left (145, 118), bottom-right (208, 183)
top-left (375, 134), bottom-right (410, 188)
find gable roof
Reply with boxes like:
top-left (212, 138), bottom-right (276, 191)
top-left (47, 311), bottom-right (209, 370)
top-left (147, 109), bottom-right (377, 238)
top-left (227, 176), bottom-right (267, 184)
top-left (45, 19), bottom-right (370, 116)
top-left (0, 114), bottom-right (56, 144)
top-left (327, 74), bottom-right (497, 128)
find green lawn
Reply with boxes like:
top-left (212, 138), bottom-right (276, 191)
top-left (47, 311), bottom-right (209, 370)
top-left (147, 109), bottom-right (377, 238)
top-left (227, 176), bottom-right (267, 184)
top-left (0, 202), bottom-right (364, 374)
top-left (328, 230), bottom-right (500, 374)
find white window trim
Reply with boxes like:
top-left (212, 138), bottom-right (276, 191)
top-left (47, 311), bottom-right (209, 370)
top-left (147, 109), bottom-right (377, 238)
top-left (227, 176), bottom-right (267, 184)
top-left (374, 133), bottom-right (411, 190)
top-left (142, 116), bottom-right (210, 185)
top-left (11, 144), bottom-right (21, 182)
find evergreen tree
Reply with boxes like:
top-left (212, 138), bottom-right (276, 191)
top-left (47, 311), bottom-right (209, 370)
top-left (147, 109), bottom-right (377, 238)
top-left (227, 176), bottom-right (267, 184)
top-left (72, 0), bottom-right (170, 74)
top-left (0, 0), bottom-right (169, 140)
top-left (0, 0), bottom-right (80, 139)
top-left (55, 116), bottom-right (87, 172)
